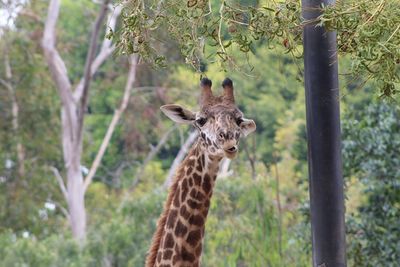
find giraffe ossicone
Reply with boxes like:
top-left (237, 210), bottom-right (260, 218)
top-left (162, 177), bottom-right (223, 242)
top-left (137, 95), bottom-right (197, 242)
top-left (146, 78), bottom-right (256, 267)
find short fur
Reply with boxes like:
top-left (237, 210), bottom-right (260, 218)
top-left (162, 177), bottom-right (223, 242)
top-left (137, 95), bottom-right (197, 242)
top-left (145, 145), bottom-right (198, 267)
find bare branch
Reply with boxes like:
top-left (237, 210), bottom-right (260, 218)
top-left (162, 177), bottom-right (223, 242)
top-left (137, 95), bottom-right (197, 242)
top-left (73, 5), bottom-right (122, 101)
top-left (83, 55), bottom-right (139, 192)
top-left (77, 0), bottom-right (111, 143)
top-left (101, 5), bottom-right (122, 51)
top-left (42, 0), bottom-right (76, 142)
top-left (49, 166), bottom-right (69, 201)
top-left (42, 0), bottom-right (73, 107)
top-left (243, 135), bottom-right (257, 180)
top-left (163, 131), bottom-right (198, 189)
top-left (52, 200), bottom-right (70, 221)
top-left (19, 9), bottom-right (42, 23)
top-left (0, 79), bottom-right (12, 91)
top-left (132, 126), bottom-right (177, 189)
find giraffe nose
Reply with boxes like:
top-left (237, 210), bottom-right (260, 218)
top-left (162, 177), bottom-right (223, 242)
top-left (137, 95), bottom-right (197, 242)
top-left (223, 140), bottom-right (238, 153)
top-left (226, 146), bottom-right (237, 153)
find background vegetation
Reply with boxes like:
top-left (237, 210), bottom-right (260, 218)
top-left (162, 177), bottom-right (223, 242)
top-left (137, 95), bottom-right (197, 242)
top-left (0, 0), bottom-right (399, 266)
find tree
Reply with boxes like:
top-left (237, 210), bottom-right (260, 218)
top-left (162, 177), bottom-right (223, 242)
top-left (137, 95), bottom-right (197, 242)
top-left (342, 103), bottom-right (400, 267)
top-left (42, 0), bottom-right (138, 240)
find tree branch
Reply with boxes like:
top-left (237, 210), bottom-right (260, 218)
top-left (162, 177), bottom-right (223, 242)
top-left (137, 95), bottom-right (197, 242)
top-left (76, 0), bottom-right (110, 146)
top-left (73, 4), bottom-right (122, 101)
top-left (42, 0), bottom-right (73, 106)
top-left (52, 200), bottom-right (70, 221)
top-left (83, 55), bottom-right (139, 192)
top-left (132, 126), bottom-right (177, 189)
top-left (49, 166), bottom-right (69, 201)
top-left (19, 9), bottom-right (42, 23)
top-left (163, 131), bottom-right (198, 188)
top-left (0, 79), bottom-right (12, 91)
top-left (218, 158), bottom-right (232, 178)
top-left (42, 0), bottom-right (75, 142)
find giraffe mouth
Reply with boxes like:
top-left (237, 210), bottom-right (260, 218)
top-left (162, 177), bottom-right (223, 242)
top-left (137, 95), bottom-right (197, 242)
top-left (224, 148), bottom-right (238, 159)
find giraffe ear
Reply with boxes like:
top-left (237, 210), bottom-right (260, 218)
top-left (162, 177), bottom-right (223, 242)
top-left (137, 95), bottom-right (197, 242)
top-left (240, 118), bottom-right (256, 137)
top-left (160, 104), bottom-right (196, 124)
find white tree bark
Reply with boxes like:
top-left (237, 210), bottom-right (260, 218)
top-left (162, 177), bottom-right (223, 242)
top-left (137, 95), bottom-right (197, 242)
top-left (163, 131), bottom-right (198, 189)
top-left (218, 158), bottom-right (232, 178)
top-left (42, 0), bottom-right (117, 241)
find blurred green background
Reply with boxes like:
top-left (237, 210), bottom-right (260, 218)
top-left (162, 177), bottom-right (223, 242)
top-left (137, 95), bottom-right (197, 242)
top-left (0, 0), bottom-right (399, 266)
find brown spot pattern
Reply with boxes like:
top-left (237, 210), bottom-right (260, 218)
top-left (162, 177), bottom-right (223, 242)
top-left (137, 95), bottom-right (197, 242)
top-left (181, 246), bottom-right (195, 262)
top-left (187, 229), bottom-right (202, 246)
top-left (163, 250), bottom-right (173, 260)
top-left (195, 245), bottom-right (202, 257)
top-left (180, 205), bottom-right (191, 220)
top-left (202, 174), bottom-right (212, 194)
top-left (157, 251), bottom-right (162, 263)
top-left (196, 164), bottom-right (203, 173)
top-left (147, 134), bottom-right (228, 267)
top-left (187, 159), bottom-right (195, 167)
top-left (166, 209), bottom-right (178, 229)
top-left (205, 199), bottom-right (210, 208)
top-left (181, 179), bottom-right (189, 202)
top-left (163, 233), bottom-right (174, 249)
top-left (187, 199), bottom-right (201, 210)
top-left (172, 254), bottom-right (180, 265)
top-left (189, 188), bottom-right (205, 202)
top-left (193, 173), bottom-right (201, 186)
top-left (175, 220), bottom-right (188, 237)
top-left (188, 215), bottom-right (204, 227)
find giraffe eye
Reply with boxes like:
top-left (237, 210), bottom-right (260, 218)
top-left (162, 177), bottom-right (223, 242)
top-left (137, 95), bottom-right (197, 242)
top-left (235, 118), bottom-right (244, 126)
top-left (196, 117), bottom-right (207, 127)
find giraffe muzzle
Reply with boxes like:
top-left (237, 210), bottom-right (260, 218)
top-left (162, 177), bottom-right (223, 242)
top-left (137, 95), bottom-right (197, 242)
top-left (223, 145), bottom-right (238, 159)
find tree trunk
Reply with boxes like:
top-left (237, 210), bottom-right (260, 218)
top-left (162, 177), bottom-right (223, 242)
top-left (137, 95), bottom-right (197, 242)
top-left (66, 161), bottom-right (86, 240)
top-left (60, 103), bottom-right (86, 240)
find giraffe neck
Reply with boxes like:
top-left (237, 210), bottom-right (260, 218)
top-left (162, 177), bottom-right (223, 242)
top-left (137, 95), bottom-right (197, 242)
top-left (146, 139), bottom-right (222, 267)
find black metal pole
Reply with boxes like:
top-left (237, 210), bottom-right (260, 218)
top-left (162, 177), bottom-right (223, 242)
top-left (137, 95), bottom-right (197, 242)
top-left (302, 0), bottom-right (347, 266)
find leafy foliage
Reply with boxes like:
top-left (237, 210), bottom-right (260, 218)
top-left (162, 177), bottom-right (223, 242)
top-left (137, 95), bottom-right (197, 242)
top-left (0, 177), bottom-right (310, 267)
top-left (342, 103), bottom-right (400, 266)
top-left (321, 0), bottom-right (400, 97)
top-left (115, 0), bottom-right (399, 96)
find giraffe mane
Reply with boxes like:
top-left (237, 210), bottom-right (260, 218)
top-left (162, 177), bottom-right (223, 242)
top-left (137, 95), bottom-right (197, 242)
top-left (145, 146), bottom-right (197, 267)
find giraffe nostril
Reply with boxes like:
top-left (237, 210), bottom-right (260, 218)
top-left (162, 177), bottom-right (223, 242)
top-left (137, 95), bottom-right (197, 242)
top-left (227, 146), bottom-right (237, 152)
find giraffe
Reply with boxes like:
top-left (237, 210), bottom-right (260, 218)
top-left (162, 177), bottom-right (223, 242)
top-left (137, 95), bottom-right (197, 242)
top-left (145, 77), bottom-right (256, 267)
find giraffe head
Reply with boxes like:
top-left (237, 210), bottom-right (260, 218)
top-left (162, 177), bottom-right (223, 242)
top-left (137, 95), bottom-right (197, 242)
top-left (161, 78), bottom-right (256, 159)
